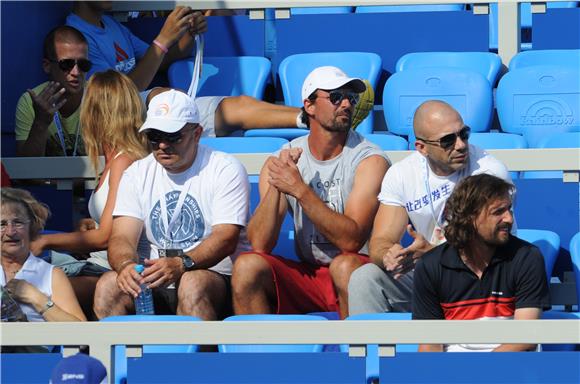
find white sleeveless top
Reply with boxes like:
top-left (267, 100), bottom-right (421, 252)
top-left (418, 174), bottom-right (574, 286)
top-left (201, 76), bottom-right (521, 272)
top-left (1, 254), bottom-right (53, 322)
top-left (87, 154), bottom-right (150, 268)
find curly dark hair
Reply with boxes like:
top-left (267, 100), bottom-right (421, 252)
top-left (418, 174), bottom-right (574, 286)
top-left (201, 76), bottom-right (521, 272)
top-left (1, 188), bottom-right (50, 240)
top-left (443, 174), bottom-right (514, 250)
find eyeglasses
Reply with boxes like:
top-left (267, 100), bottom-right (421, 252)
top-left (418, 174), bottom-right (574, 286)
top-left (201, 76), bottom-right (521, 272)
top-left (318, 90), bottom-right (359, 106)
top-left (0, 219), bottom-right (30, 232)
top-left (416, 126), bottom-right (471, 150)
top-left (48, 58), bottom-right (92, 73)
top-left (145, 127), bottom-right (194, 147)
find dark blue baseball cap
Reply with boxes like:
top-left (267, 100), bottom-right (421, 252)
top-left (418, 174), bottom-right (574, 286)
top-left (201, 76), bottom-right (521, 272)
top-left (50, 353), bottom-right (107, 384)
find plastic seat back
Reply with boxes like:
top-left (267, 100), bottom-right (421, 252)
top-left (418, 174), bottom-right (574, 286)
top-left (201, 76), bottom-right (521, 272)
top-left (101, 315), bottom-right (201, 384)
top-left (541, 310), bottom-right (580, 351)
top-left (570, 232), bottom-right (580, 308)
top-left (496, 66), bottom-right (580, 144)
top-left (396, 51), bottom-right (502, 86)
top-left (200, 137), bottom-right (288, 154)
top-left (517, 229), bottom-right (561, 280)
top-left (383, 67), bottom-right (493, 136)
top-left (509, 49), bottom-right (580, 70)
top-left (278, 52), bottom-right (382, 134)
top-left (291, 6), bottom-right (353, 15)
top-left (522, 132), bottom-right (580, 178)
top-left (356, 4), bottom-right (464, 13)
top-left (168, 56), bottom-right (271, 98)
top-left (218, 314), bottom-right (328, 352)
top-left (362, 133), bottom-right (408, 150)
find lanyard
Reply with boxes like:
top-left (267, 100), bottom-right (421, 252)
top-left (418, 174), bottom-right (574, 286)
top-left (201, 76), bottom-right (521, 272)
top-left (421, 156), bottom-right (445, 229)
top-left (187, 35), bottom-right (203, 99)
top-left (159, 169), bottom-right (195, 248)
top-left (53, 112), bottom-right (80, 157)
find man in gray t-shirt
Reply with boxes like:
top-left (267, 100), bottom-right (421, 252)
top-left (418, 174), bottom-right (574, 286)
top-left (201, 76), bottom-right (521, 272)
top-left (231, 66), bottom-right (390, 319)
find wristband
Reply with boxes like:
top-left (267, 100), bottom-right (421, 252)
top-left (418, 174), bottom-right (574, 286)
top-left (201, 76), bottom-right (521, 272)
top-left (117, 259), bottom-right (136, 272)
top-left (153, 39), bottom-right (169, 54)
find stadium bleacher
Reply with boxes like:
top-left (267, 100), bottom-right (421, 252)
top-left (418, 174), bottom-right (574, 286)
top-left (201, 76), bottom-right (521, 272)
top-left (1, 1), bottom-right (579, 383)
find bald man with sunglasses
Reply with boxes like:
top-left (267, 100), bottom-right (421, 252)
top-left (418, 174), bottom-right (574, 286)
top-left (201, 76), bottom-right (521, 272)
top-left (15, 26), bottom-right (91, 157)
top-left (348, 100), bottom-right (514, 316)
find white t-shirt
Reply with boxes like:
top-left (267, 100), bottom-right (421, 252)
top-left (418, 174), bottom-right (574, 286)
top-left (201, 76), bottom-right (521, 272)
top-left (114, 145), bottom-right (250, 275)
top-left (379, 144), bottom-right (512, 243)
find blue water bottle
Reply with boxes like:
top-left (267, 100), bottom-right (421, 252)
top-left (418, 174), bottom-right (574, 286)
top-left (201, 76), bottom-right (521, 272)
top-left (134, 265), bottom-right (154, 315)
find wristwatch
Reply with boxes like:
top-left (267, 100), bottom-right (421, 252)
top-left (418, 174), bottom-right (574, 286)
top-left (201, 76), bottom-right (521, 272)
top-left (39, 296), bottom-right (55, 316)
top-left (179, 255), bottom-right (195, 272)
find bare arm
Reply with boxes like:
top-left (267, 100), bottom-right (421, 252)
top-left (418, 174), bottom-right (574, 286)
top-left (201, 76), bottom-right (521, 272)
top-left (31, 155), bottom-right (134, 255)
top-left (247, 156), bottom-right (289, 253)
top-left (419, 344), bottom-right (444, 352)
top-left (142, 224), bottom-right (242, 288)
top-left (492, 308), bottom-right (542, 352)
top-left (368, 204), bottom-right (409, 266)
top-left (108, 216), bottom-right (145, 297)
top-left (159, 11), bottom-right (207, 70)
top-left (296, 155), bottom-right (388, 252)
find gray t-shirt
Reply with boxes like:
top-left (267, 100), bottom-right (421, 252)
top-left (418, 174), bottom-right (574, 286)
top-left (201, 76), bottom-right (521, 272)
top-left (284, 131), bottom-right (388, 265)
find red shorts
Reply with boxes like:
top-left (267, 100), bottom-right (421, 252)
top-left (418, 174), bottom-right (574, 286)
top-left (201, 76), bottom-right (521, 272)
top-left (252, 252), bottom-right (369, 314)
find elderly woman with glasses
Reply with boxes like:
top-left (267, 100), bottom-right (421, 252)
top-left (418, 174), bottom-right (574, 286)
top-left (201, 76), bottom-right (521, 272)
top-left (1, 188), bottom-right (86, 322)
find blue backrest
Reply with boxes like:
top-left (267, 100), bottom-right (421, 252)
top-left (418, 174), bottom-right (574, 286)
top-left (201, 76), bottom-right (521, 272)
top-left (200, 137), bottom-right (288, 154)
top-left (356, 4), bottom-right (464, 13)
top-left (362, 133), bottom-right (408, 150)
top-left (522, 131), bottom-right (580, 179)
top-left (101, 315), bottom-right (201, 384)
top-left (396, 51), bottom-right (502, 86)
top-left (383, 67), bottom-right (493, 136)
top-left (509, 49), bottom-right (580, 70)
top-left (570, 232), bottom-right (580, 308)
top-left (218, 314), bottom-right (328, 352)
top-left (278, 52), bottom-right (382, 134)
top-left (517, 229), bottom-right (561, 280)
top-left (291, 6), bottom-right (353, 15)
top-left (496, 66), bottom-right (580, 143)
top-left (541, 310), bottom-right (580, 351)
top-left (168, 56), bottom-right (271, 98)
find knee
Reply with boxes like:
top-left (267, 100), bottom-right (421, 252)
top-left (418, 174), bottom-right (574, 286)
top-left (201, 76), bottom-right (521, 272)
top-left (329, 253), bottom-right (365, 283)
top-left (93, 271), bottom-right (119, 315)
top-left (348, 263), bottom-right (385, 293)
top-left (178, 270), bottom-right (217, 301)
top-left (231, 253), bottom-right (272, 292)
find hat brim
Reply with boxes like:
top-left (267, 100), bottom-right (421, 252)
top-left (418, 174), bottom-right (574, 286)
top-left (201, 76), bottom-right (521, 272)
top-left (139, 118), bottom-right (188, 133)
top-left (315, 78), bottom-right (366, 96)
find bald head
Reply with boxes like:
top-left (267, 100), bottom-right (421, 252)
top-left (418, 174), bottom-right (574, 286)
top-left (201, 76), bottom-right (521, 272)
top-left (413, 100), bottom-right (462, 139)
top-left (43, 26), bottom-right (87, 60)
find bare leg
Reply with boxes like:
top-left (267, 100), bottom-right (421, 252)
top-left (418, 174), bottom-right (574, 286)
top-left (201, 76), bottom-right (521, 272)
top-left (177, 270), bottom-right (230, 320)
top-left (231, 252), bottom-right (277, 314)
top-left (69, 275), bottom-right (99, 320)
top-left (93, 271), bottom-right (134, 319)
top-left (329, 253), bottom-right (367, 319)
top-left (215, 95), bottom-right (301, 136)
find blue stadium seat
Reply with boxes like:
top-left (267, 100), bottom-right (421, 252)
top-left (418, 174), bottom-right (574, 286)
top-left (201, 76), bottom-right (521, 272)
top-left (200, 137), bottom-right (288, 154)
top-left (517, 229), bottom-right (561, 280)
top-left (168, 56), bottom-right (271, 98)
top-left (101, 315), bottom-right (201, 384)
top-left (356, 4), bottom-right (464, 13)
top-left (541, 310), bottom-right (580, 351)
top-left (291, 6), bottom-right (353, 15)
top-left (362, 133), bottom-right (409, 150)
top-left (243, 128), bottom-right (309, 140)
top-left (469, 132), bottom-right (528, 178)
top-left (570, 232), bottom-right (580, 308)
top-left (396, 51), bottom-right (502, 86)
top-left (218, 314), bottom-right (328, 352)
top-left (278, 52), bottom-right (382, 134)
top-left (509, 49), bottom-right (580, 70)
top-left (522, 132), bottom-right (580, 179)
top-left (496, 66), bottom-right (580, 146)
top-left (383, 67), bottom-right (493, 136)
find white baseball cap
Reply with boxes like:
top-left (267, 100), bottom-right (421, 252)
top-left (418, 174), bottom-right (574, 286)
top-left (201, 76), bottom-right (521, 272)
top-left (301, 66), bottom-right (366, 101)
top-left (139, 89), bottom-right (200, 133)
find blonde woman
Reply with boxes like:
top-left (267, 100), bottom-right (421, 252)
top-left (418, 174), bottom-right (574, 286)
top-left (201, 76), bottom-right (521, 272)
top-left (31, 70), bottom-right (149, 318)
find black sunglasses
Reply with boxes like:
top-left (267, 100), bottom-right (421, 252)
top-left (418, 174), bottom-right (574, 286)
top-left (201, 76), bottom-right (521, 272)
top-left (416, 126), bottom-right (471, 150)
top-left (49, 58), bottom-right (92, 73)
top-left (146, 127), bottom-right (194, 147)
top-left (319, 90), bottom-right (360, 106)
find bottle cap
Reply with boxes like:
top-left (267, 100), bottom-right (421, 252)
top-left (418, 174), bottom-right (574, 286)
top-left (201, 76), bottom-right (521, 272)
top-left (134, 264), bottom-right (145, 274)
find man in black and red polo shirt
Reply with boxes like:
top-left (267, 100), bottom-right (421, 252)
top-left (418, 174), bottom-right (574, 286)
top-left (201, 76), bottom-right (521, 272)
top-left (412, 174), bottom-right (550, 352)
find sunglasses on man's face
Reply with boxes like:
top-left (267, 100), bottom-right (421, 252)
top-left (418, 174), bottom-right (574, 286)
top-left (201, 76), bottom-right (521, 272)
top-left (320, 90), bottom-right (360, 106)
top-left (146, 128), bottom-right (194, 147)
top-left (417, 126), bottom-right (471, 150)
top-left (49, 58), bottom-right (92, 73)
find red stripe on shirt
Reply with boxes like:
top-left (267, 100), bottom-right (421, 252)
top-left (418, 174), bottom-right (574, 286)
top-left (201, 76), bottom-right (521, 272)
top-left (441, 296), bottom-right (515, 320)
top-left (114, 42), bottom-right (129, 61)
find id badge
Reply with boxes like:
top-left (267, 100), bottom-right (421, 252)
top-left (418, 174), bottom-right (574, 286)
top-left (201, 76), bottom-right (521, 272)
top-left (430, 225), bottom-right (447, 246)
top-left (158, 249), bottom-right (184, 258)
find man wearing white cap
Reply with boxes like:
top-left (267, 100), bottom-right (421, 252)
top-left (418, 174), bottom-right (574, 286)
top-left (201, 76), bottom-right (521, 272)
top-left (231, 66), bottom-right (390, 319)
top-left (93, 89), bottom-right (250, 320)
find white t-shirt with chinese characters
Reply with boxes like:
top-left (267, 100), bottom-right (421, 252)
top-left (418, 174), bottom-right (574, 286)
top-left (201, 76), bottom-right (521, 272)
top-left (378, 144), bottom-right (513, 243)
top-left (114, 145), bottom-right (250, 275)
